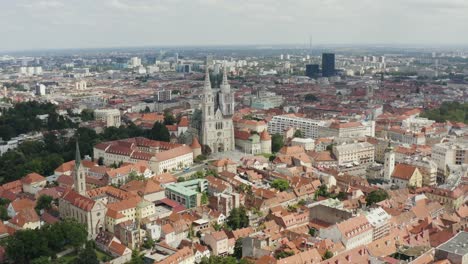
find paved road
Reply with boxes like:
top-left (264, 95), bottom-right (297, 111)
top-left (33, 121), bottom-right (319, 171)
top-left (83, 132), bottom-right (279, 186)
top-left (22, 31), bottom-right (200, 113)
top-left (173, 163), bottom-right (208, 179)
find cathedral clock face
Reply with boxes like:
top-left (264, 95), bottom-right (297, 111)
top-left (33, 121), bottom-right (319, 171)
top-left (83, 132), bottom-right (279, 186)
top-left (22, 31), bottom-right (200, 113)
top-left (217, 132), bottom-right (222, 136)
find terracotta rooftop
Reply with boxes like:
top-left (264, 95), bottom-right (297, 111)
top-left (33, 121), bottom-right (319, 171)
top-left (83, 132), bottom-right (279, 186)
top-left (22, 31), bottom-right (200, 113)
top-left (21, 173), bottom-right (45, 184)
top-left (392, 163), bottom-right (418, 180)
top-left (62, 189), bottom-right (96, 212)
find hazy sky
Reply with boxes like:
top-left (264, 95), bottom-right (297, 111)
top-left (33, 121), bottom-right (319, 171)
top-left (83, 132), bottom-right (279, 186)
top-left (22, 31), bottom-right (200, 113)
top-left (1, 0), bottom-right (468, 51)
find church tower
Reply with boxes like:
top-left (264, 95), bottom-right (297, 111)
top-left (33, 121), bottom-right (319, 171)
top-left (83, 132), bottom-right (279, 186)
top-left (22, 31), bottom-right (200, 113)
top-left (219, 64), bottom-right (235, 116)
top-left (73, 141), bottom-right (87, 195)
top-left (383, 145), bottom-right (395, 181)
top-left (200, 64), bottom-right (235, 153)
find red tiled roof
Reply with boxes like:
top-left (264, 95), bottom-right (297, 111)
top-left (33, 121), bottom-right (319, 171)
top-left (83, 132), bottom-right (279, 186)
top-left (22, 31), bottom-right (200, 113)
top-left (392, 164), bottom-right (418, 180)
top-left (109, 241), bottom-right (129, 256)
top-left (62, 189), bottom-right (95, 212)
top-left (21, 173), bottom-right (45, 184)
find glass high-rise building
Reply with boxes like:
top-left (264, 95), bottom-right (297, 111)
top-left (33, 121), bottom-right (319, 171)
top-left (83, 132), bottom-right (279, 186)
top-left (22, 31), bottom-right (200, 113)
top-left (306, 64), bottom-right (320, 78)
top-left (322, 53), bottom-right (335, 77)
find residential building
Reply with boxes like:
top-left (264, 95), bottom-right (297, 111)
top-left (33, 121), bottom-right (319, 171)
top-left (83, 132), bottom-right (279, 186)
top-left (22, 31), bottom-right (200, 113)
top-left (432, 141), bottom-right (467, 176)
top-left (203, 230), bottom-right (229, 256)
top-left (333, 142), bottom-right (375, 166)
top-left (95, 109), bottom-right (121, 127)
top-left (364, 207), bottom-right (391, 241)
top-left (319, 121), bottom-right (373, 138)
top-left (319, 215), bottom-right (373, 249)
top-left (234, 129), bottom-right (271, 155)
top-left (435, 232), bottom-right (468, 264)
top-left (291, 137), bottom-right (314, 151)
top-left (268, 115), bottom-right (324, 139)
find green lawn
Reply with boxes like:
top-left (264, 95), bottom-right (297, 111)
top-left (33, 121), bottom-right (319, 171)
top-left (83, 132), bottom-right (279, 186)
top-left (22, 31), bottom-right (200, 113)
top-left (57, 253), bottom-right (77, 264)
top-left (95, 248), bottom-right (113, 262)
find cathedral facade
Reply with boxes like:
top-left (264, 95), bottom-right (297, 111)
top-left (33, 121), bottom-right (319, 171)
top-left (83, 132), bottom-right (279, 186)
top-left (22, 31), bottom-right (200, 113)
top-left (200, 65), bottom-right (235, 153)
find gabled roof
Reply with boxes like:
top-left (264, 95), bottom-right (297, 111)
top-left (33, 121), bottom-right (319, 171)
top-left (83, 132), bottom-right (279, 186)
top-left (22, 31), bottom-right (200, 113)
top-left (62, 189), bottom-right (96, 212)
top-left (21, 173), bottom-right (45, 184)
top-left (8, 207), bottom-right (40, 227)
top-left (109, 240), bottom-right (130, 256)
top-left (392, 163), bottom-right (418, 180)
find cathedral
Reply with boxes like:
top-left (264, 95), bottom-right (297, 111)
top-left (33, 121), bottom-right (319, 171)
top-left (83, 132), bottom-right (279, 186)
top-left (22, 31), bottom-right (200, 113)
top-left (200, 65), bottom-right (235, 153)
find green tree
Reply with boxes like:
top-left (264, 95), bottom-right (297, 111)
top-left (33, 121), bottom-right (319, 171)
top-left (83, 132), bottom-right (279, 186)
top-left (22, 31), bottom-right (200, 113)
top-left (164, 111), bottom-right (176, 125)
top-left (233, 238), bottom-right (243, 259)
top-left (366, 189), bottom-right (390, 206)
top-left (293, 129), bottom-right (304, 138)
top-left (323, 250), bottom-right (333, 260)
top-left (309, 227), bottom-right (317, 236)
top-left (201, 192), bottom-right (209, 205)
top-left (74, 242), bottom-right (99, 264)
top-left (31, 256), bottom-right (52, 264)
top-left (5, 229), bottom-right (51, 264)
top-left (129, 249), bottom-right (145, 264)
top-left (0, 206), bottom-right (9, 220)
top-left (35, 195), bottom-right (54, 213)
top-left (271, 134), bottom-right (283, 153)
top-left (142, 236), bottom-right (155, 249)
top-left (271, 179), bottom-right (290, 191)
top-left (304, 94), bottom-right (319, 102)
top-left (80, 109), bottom-right (95, 121)
top-left (315, 184), bottom-right (329, 199)
top-left (148, 122), bottom-right (170, 142)
top-left (226, 207), bottom-right (249, 230)
top-left (275, 251), bottom-right (294, 259)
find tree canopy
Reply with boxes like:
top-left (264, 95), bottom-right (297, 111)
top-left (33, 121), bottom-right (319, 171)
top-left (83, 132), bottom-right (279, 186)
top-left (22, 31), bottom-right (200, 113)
top-left (0, 101), bottom-right (75, 141)
top-left (271, 179), bottom-right (290, 191)
top-left (421, 101), bottom-right (467, 124)
top-left (148, 122), bottom-right (170, 142)
top-left (226, 207), bottom-right (249, 230)
top-left (5, 219), bottom-right (87, 264)
top-left (271, 134), bottom-right (283, 153)
top-left (366, 189), bottom-right (390, 206)
top-left (304, 94), bottom-right (319, 102)
top-left (293, 129), bottom-right (304, 138)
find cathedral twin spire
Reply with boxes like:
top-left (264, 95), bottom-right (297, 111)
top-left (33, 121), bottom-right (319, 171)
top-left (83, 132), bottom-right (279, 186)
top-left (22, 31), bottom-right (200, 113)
top-left (203, 62), bottom-right (230, 93)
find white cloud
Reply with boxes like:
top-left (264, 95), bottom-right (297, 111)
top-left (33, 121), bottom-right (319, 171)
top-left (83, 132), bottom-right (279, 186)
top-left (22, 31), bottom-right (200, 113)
top-left (0, 0), bottom-right (467, 51)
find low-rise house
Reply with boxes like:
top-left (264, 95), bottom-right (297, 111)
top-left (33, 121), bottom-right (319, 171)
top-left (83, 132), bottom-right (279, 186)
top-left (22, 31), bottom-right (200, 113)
top-left (203, 230), bottom-right (229, 256)
top-left (7, 207), bottom-right (41, 230)
top-left (209, 159), bottom-right (238, 174)
top-left (320, 215), bottom-right (373, 250)
top-left (193, 243), bottom-right (210, 263)
top-left (21, 173), bottom-right (46, 194)
top-left (120, 179), bottom-right (165, 202)
top-left (7, 198), bottom-right (35, 218)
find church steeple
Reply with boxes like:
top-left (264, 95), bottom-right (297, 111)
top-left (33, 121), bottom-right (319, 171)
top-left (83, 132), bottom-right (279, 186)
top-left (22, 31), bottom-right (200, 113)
top-left (203, 66), bottom-right (211, 92)
top-left (75, 140), bottom-right (81, 168)
top-left (73, 139), bottom-right (86, 196)
top-left (220, 64), bottom-right (230, 93)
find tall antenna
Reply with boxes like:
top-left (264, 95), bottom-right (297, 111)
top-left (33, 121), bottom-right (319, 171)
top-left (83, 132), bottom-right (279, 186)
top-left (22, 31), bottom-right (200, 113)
top-left (309, 35), bottom-right (312, 55)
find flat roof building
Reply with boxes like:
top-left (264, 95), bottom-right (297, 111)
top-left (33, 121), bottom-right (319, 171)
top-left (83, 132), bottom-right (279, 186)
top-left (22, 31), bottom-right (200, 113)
top-left (164, 179), bottom-right (208, 208)
top-left (435, 232), bottom-right (468, 264)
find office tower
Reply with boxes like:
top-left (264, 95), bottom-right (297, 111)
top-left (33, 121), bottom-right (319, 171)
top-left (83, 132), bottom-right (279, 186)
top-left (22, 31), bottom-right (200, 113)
top-left (305, 64), bottom-right (320, 78)
top-left (322, 53), bottom-right (335, 77)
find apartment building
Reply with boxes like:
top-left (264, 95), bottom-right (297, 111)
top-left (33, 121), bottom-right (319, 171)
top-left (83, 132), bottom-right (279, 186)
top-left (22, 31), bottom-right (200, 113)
top-left (432, 141), bottom-right (467, 176)
top-left (95, 109), bottom-right (121, 127)
top-left (268, 115), bottom-right (324, 139)
top-left (333, 142), bottom-right (375, 166)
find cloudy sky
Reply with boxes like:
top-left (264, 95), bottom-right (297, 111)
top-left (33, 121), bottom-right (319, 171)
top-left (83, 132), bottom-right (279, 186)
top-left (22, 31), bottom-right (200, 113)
top-left (1, 0), bottom-right (468, 51)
